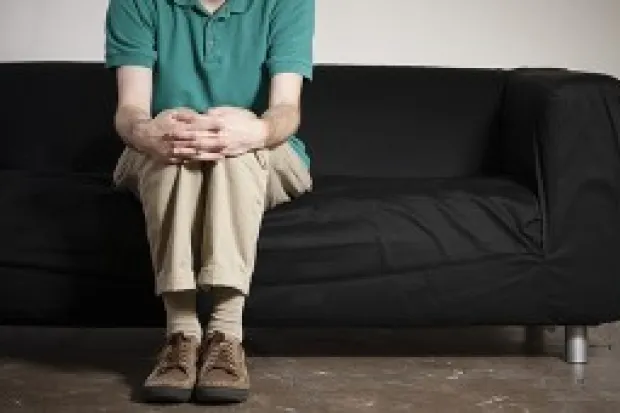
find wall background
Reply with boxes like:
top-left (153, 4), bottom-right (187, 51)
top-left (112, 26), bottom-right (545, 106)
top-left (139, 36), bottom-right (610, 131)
top-left (1, 0), bottom-right (619, 78)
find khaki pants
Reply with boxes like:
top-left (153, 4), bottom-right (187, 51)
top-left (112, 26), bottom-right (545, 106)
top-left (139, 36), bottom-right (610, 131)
top-left (112, 143), bottom-right (312, 296)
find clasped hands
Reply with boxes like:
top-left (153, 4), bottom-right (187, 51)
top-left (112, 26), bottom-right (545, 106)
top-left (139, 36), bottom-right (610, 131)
top-left (136, 106), bottom-right (268, 164)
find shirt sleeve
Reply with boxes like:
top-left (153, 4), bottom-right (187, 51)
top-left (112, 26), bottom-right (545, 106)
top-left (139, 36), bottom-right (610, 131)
top-left (265, 0), bottom-right (315, 80)
top-left (105, 0), bottom-right (157, 69)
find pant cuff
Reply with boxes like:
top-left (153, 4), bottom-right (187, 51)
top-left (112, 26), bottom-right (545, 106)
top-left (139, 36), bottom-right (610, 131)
top-left (197, 263), bottom-right (251, 296)
top-left (155, 269), bottom-right (197, 296)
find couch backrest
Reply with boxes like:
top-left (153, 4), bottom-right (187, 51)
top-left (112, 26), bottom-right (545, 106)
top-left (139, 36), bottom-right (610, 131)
top-left (0, 63), bottom-right (506, 178)
top-left (0, 63), bottom-right (121, 174)
top-left (300, 66), bottom-right (506, 178)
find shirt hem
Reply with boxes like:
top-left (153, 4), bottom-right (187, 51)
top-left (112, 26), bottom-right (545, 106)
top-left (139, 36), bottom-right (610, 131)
top-left (268, 60), bottom-right (313, 81)
top-left (105, 53), bottom-right (156, 69)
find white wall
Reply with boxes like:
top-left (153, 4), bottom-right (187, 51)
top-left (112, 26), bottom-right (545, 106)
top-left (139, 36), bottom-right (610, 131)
top-left (1, 0), bottom-right (619, 78)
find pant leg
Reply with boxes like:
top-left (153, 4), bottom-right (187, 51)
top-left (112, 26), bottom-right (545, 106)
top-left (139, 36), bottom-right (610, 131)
top-left (197, 142), bottom-right (312, 295)
top-left (265, 140), bottom-right (314, 208)
top-left (113, 148), bottom-right (205, 295)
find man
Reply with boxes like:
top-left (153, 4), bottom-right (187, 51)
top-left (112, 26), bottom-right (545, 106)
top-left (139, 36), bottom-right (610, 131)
top-left (105, 0), bottom-right (314, 404)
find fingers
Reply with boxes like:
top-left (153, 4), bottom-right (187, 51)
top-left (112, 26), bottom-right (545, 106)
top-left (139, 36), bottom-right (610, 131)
top-left (167, 130), bottom-right (220, 142)
top-left (166, 130), bottom-right (226, 161)
top-left (194, 116), bottom-right (224, 131)
top-left (193, 151), bottom-right (224, 161)
top-left (165, 107), bottom-right (199, 120)
top-left (190, 135), bottom-right (226, 152)
top-left (174, 112), bottom-right (224, 131)
top-left (161, 128), bottom-right (195, 142)
top-left (164, 146), bottom-right (224, 162)
top-left (208, 106), bottom-right (256, 119)
top-left (161, 122), bottom-right (218, 143)
top-left (160, 107), bottom-right (197, 123)
top-left (154, 109), bottom-right (231, 163)
top-left (170, 147), bottom-right (224, 161)
top-left (165, 132), bottom-right (225, 154)
top-left (172, 110), bottom-right (200, 124)
top-left (164, 153), bottom-right (223, 164)
top-left (158, 117), bottom-right (193, 138)
top-left (170, 147), bottom-right (199, 157)
top-left (158, 108), bottom-right (220, 137)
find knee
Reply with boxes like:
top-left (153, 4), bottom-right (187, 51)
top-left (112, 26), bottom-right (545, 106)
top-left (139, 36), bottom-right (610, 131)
top-left (222, 151), bottom-right (269, 170)
top-left (216, 151), bottom-right (269, 179)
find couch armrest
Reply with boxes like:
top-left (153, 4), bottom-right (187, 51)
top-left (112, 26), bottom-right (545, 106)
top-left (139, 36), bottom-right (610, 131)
top-left (500, 68), bottom-right (620, 322)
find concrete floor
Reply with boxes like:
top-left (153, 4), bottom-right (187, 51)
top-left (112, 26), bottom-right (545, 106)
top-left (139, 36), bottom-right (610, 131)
top-left (0, 325), bottom-right (619, 413)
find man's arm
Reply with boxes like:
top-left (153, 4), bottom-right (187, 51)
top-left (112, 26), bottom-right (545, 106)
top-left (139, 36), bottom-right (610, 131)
top-left (113, 66), bottom-right (222, 162)
top-left (260, 72), bottom-right (304, 148)
top-left (199, 72), bottom-right (303, 155)
top-left (260, 0), bottom-right (314, 147)
top-left (114, 66), bottom-right (153, 149)
top-left (107, 0), bottom-right (218, 162)
top-left (106, 0), bottom-right (158, 148)
top-left (202, 72), bottom-right (305, 155)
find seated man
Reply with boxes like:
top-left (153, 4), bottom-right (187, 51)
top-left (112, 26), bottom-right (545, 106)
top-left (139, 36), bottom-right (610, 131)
top-left (105, 0), bottom-right (314, 404)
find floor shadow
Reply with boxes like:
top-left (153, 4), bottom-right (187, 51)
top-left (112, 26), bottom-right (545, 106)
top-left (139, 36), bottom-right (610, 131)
top-left (0, 325), bottom-right (568, 403)
top-left (0, 327), bottom-right (161, 403)
top-left (244, 326), bottom-right (565, 359)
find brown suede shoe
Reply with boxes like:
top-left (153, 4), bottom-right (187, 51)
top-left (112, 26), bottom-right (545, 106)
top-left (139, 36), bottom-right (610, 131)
top-left (142, 332), bottom-right (199, 403)
top-left (195, 331), bottom-right (250, 404)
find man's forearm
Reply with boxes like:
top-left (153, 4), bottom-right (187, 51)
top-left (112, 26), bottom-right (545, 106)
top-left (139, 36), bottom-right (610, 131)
top-left (260, 104), bottom-right (301, 148)
top-left (114, 105), bottom-right (151, 149)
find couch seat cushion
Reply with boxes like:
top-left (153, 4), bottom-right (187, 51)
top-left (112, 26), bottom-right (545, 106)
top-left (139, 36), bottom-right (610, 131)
top-left (255, 176), bottom-right (542, 286)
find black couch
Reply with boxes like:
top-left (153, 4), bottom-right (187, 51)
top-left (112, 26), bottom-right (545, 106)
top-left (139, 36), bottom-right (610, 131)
top-left (1, 63), bottom-right (620, 363)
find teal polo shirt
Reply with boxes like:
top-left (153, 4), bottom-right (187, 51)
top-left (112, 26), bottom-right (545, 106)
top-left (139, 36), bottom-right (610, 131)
top-left (105, 0), bottom-right (314, 167)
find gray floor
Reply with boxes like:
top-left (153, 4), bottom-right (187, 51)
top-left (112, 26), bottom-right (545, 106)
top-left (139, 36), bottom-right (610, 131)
top-left (0, 325), bottom-right (619, 413)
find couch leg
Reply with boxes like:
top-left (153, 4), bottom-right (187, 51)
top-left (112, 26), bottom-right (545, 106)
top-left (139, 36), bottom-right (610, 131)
top-left (565, 326), bottom-right (588, 364)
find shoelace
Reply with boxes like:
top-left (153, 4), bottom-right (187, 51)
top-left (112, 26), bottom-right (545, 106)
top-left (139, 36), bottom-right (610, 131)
top-left (157, 334), bottom-right (194, 375)
top-left (203, 333), bottom-right (240, 377)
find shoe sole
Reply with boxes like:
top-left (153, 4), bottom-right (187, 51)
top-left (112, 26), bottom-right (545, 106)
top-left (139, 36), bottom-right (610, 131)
top-left (142, 386), bottom-right (193, 403)
top-left (194, 386), bottom-right (249, 404)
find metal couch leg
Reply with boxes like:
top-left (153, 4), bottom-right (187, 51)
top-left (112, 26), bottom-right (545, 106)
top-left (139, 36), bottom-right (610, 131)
top-left (565, 326), bottom-right (588, 364)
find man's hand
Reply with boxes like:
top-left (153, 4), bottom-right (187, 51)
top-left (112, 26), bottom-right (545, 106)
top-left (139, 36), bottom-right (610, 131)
top-left (176, 107), bottom-right (268, 158)
top-left (133, 108), bottom-right (224, 163)
top-left (210, 107), bottom-right (269, 156)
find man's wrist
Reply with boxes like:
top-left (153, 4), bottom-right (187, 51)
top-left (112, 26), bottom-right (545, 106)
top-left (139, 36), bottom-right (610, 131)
top-left (255, 118), bottom-right (271, 149)
top-left (129, 118), bottom-right (152, 150)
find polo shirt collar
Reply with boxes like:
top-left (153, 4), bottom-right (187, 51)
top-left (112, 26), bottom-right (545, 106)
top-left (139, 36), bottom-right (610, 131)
top-left (171, 0), bottom-right (251, 14)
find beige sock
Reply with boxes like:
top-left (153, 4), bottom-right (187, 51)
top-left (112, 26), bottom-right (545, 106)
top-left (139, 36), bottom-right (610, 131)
top-left (207, 287), bottom-right (245, 341)
top-left (162, 291), bottom-right (202, 342)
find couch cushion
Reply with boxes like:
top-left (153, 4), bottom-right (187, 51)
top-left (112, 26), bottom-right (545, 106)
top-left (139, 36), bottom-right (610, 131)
top-left (0, 170), bottom-right (541, 326)
top-left (0, 171), bottom-right (540, 290)
top-left (0, 170), bottom-right (152, 280)
top-left (255, 176), bottom-right (542, 286)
